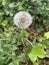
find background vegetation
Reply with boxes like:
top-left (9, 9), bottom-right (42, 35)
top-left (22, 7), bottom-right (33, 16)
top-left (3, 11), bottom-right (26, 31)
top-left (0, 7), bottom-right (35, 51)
top-left (0, 0), bottom-right (49, 65)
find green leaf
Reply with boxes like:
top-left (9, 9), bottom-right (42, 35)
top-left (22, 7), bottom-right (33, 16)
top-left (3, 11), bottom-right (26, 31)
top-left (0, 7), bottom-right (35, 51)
top-left (9, 61), bottom-right (19, 65)
top-left (44, 32), bottom-right (49, 39)
top-left (9, 62), bottom-right (14, 65)
top-left (0, 56), bottom-right (6, 65)
top-left (28, 44), bottom-right (45, 63)
top-left (18, 3), bottom-right (24, 10)
top-left (42, 39), bottom-right (49, 48)
top-left (2, 0), bottom-right (7, 6)
top-left (46, 51), bottom-right (49, 58)
top-left (28, 48), bottom-right (37, 63)
top-left (33, 62), bottom-right (39, 65)
top-left (37, 49), bottom-right (45, 58)
top-left (38, 36), bottom-right (46, 42)
top-left (2, 20), bottom-right (8, 27)
top-left (20, 30), bottom-right (29, 38)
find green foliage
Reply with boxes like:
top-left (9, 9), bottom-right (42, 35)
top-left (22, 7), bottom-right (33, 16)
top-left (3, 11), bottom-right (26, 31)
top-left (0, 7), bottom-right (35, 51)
top-left (0, 0), bottom-right (49, 65)
top-left (28, 44), bottom-right (45, 63)
top-left (44, 32), bottom-right (49, 39)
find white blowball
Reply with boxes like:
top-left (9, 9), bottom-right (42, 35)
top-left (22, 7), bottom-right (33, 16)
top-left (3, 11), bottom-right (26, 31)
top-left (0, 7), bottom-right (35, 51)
top-left (13, 11), bottom-right (32, 29)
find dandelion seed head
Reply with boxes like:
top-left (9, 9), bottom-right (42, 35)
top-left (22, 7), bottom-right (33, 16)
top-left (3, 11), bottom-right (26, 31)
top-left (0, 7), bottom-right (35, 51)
top-left (13, 11), bottom-right (32, 29)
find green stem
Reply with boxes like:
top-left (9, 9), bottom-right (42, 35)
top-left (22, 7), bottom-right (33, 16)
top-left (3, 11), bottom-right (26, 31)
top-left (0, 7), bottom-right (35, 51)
top-left (23, 38), bottom-right (33, 47)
